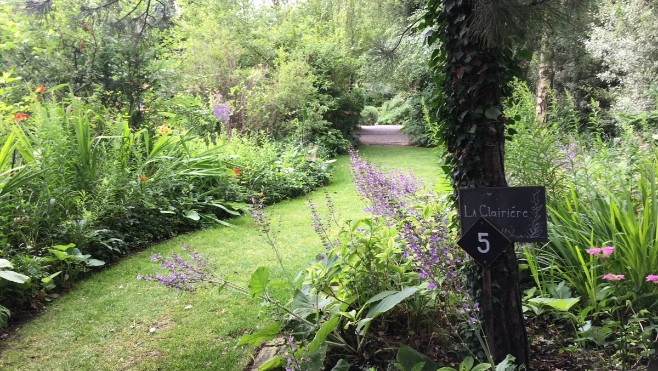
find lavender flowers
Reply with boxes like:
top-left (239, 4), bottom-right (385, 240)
top-left (349, 149), bottom-right (423, 219)
top-left (137, 245), bottom-right (212, 291)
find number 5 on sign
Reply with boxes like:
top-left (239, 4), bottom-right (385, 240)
top-left (478, 233), bottom-right (490, 253)
top-left (457, 217), bottom-right (511, 268)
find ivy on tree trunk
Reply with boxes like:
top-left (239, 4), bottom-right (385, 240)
top-left (423, 0), bottom-right (530, 366)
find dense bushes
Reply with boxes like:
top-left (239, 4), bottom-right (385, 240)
top-left (505, 80), bottom-right (658, 368)
top-left (0, 93), bottom-right (332, 326)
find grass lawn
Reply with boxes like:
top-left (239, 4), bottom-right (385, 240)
top-left (0, 145), bottom-right (442, 371)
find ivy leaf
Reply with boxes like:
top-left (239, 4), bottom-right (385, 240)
top-left (485, 107), bottom-right (502, 120)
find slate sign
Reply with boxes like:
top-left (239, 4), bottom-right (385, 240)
top-left (459, 186), bottom-right (548, 242)
top-left (458, 217), bottom-right (511, 268)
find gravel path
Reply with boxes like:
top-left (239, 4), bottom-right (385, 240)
top-left (356, 125), bottom-right (410, 146)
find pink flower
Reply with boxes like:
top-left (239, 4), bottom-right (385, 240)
top-left (586, 246), bottom-right (615, 259)
top-left (602, 273), bottom-right (624, 281)
top-left (646, 275), bottom-right (658, 283)
top-left (600, 246), bottom-right (615, 257)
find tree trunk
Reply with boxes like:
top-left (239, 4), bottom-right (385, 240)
top-left (439, 0), bottom-right (530, 367)
top-left (536, 31), bottom-right (553, 124)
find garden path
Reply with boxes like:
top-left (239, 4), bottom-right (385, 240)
top-left (0, 147), bottom-right (439, 371)
top-left (356, 125), bottom-right (410, 146)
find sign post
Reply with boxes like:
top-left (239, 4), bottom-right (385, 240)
top-left (457, 187), bottom-right (548, 360)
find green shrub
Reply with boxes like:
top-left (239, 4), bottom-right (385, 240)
top-left (378, 93), bottom-right (412, 126)
top-left (0, 94), bottom-right (333, 325)
top-left (359, 106), bottom-right (379, 126)
top-left (221, 134), bottom-right (331, 203)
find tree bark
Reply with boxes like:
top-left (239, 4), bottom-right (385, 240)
top-left (439, 0), bottom-right (530, 367)
top-left (536, 31), bottom-right (553, 124)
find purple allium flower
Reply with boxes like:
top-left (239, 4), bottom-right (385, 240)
top-left (211, 93), bottom-right (233, 124)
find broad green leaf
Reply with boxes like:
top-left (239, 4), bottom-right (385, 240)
top-left (366, 287), bottom-right (418, 318)
top-left (307, 314), bottom-right (339, 354)
top-left (0, 305), bottom-right (10, 327)
top-left (527, 297), bottom-right (579, 311)
top-left (330, 359), bottom-right (351, 371)
top-left (237, 322), bottom-right (280, 346)
top-left (258, 354), bottom-right (282, 370)
top-left (396, 345), bottom-right (439, 371)
top-left (459, 356), bottom-right (474, 371)
top-left (364, 290), bottom-right (397, 305)
top-left (47, 249), bottom-right (72, 261)
top-left (51, 243), bottom-right (76, 251)
top-left (0, 270), bottom-right (30, 284)
top-left (41, 271), bottom-right (62, 284)
top-left (185, 210), bottom-right (200, 221)
top-left (248, 267), bottom-right (270, 297)
top-left (495, 354), bottom-right (516, 371)
top-left (85, 259), bottom-right (105, 267)
top-left (472, 364), bottom-right (493, 371)
top-left (299, 343), bottom-right (328, 370)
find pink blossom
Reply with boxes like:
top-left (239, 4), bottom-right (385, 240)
top-left (600, 246), bottom-right (615, 257)
top-left (586, 246), bottom-right (615, 259)
top-left (646, 275), bottom-right (658, 283)
top-left (602, 273), bottom-right (625, 281)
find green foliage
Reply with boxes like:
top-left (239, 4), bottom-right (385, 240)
top-left (504, 80), bottom-right (569, 202)
top-left (223, 134), bottom-right (332, 203)
top-left (0, 93), bottom-right (331, 325)
top-left (43, 244), bottom-right (104, 288)
top-left (586, 0), bottom-right (658, 113)
top-left (359, 106), bottom-right (379, 126)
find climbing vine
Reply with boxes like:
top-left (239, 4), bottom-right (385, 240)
top-left (420, 0), bottom-right (530, 367)
top-left (421, 0), bottom-right (519, 190)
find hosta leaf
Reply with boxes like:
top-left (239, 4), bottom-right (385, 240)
top-left (0, 270), bottom-right (30, 284)
top-left (86, 259), bottom-right (105, 267)
top-left (185, 210), bottom-right (200, 221)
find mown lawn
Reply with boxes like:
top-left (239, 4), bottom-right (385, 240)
top-left (0, 145), bottom-right (441, 371)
